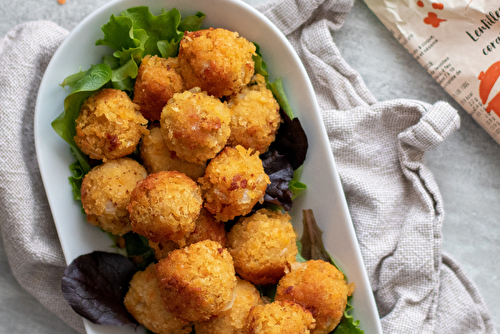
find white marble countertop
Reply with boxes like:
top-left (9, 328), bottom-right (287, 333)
top-left (0, 0), bottom-right (499, 333)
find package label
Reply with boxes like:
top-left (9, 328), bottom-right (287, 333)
top-left (363, 0), bottom-right (500, 144)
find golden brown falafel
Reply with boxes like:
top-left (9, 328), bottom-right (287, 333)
top-left (178, 28), bottom-right (255, 98)
top-left (227, 74), bottom-right (281, 153)
top-left (155, 240), bottom-right (237, 322)
top-left (127, 171), bottom-right (202, 244)
top-left (74, 88), bottom-right (148, 161)
top-left (198, 145), bottom-right (270, 222)
top-left (194, 277), bottom-right (264, 334)
top-left (245, 300), bottom-right (316, 334)
top-left (80, 157), bottom-right (147, 235)
top-left (149, 208), bottom-right (227, 260)
top-left (275, 260), bottom-right (355, 334)
top-left (140, 124), bottom-right (206, 180)
top-left (133, 55), bottom-right (184, 121)
top-left (160, 89), bottom-right (231, 164)
top-left (227, 209), bottom-right (297, 285)
top-left (124, 264), bottom-right (192, 334)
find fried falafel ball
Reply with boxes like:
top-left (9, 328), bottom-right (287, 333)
top-left (74, 88), bottom-right (148, 161)
top-left (124, 264), bottom-right (192, 334)
top-left (149, 208), bottom-right (227, 260)
top-left (195, 277), bottom-right (264, 334)
top-left (178, 28), bottom-right (256, 98)
top-left (133, 55), bottom-right (184, 121)
top-left (160, 89), bottom-right (231, 164)
top-left (227, 209), bottom-right (297, 285)
top-left (140, 124), bottom-right (206, 180)
top-left (227, 74), bottom-right (281, 153)
top-left (127, 171), bottom-right (202, 244)
top-left (275, 260), bottom-right (356, 334)
top-left (156, 240), bottom-right (237, 322)
top-left (245, 300), bottom-right (316, 334)
top-left (80, 158), bottom-right (147, 235)
top-left (198, 145), bottom-right (270, 222)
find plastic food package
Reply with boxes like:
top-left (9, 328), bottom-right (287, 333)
top-left (364, 0), bottom-right (500, 144)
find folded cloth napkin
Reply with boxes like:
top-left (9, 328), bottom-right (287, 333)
top-left (0, 0), bottom-right (496, 334)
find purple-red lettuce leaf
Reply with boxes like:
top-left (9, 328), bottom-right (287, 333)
top-left (300, 209), bottom-right (335, 265)
top-left (61, 251), bottom-right (137, 326)
top-left (254, 45), bottom-right (308, 171)
top-left (261, 149), bottom-right (294, 211)
top-left (270, 110), bottom-right (308, 170)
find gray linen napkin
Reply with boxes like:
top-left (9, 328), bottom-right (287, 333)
top-left (0, 1), bottom-right (496, 334)
top-left (0, 21), bottom-right (85, 333)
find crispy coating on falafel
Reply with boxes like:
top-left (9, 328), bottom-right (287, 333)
top-left (74, 88), bottom-right (148, 161)
top-left (156, 240), bottom-right (237, 322)
top-left (124, 264), bottom-right (192, 334)
top-left (80, 158), bottom-right (147, 235)
top-left (195, 277), bottom-right (264, 334)
top-left (227, 209), bottom-right (297, 285)
top-left (178, 28), bottom-right (255, 98)
top-left (140, 124), bottom-right (206, 180)
top-left (127, 171), bottom-right (202, 244)
top-left (160, 89), bottom-right (231, 164)
top-left (149, 208), bottom-right (227, 260)
top-left (245, 300), bottom-right (316, 334)
top-left (275, 260), bottom-right (355, 334)
top-left (227, 74), bottom-right (281, 153)
top-left (198, 145), bottom-right (270, 222)
top-left (133, 55), bottom-right (184, 121)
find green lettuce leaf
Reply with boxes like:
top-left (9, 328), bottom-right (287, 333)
top-left (60, 68), bottom-right (86, 89)
top-left (289, 165), bottom-right (306, 199)
top-left (270, 78), bottom-right (294, 119)
top-left (120, 6), bottom-right (183, 57)
top-left (256, 284), bottom-right (277, 303)
top-left (111, 57), bottom-right (138, 82)
top-left (110, 57), bottom-right (138, 94)
top-left (299, 209), bottom-right (364, 334)
top-left (254, 43), bottom-right (295, 120)
top-left (123, 233), bottom-right (156, 271)
top-left (253, 43), bottom-right (269, 83)
top-left (95, 7), bottom-right (205, 92)
top-left (52, 63), bottom-right (112, 174)
top-left (178, 11), bottom-right (206, 32)
top-left (333, 297), bottom-right (364, 334)
top-left (95, 15), bottom-right (139, 51)
top-left (295, 240), bottom-right (307, 263)
top-left (68, 160), bottom-right (84, 201)
top-left (102, 55), bottom-right (120, 69)
top-left (112, 28), bottom-right (149, 66)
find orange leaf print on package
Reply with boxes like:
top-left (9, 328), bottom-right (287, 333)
top-left (478, 61), bottom-right (500, 118)
top-left (417, 1), bottom-right (446, 28)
